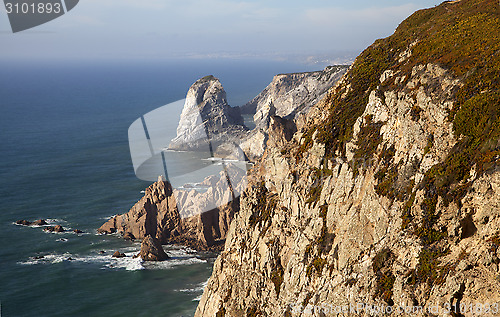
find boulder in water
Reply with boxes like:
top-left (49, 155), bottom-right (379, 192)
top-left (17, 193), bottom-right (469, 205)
top-left (138, 235), bottom-right (169, 261)
top-left (112, 251), bottom-right (126, 258)
top-left (33, 219), bottom-right (47, 226)
top-left (44, 225), bottom-right (65, 233)
top-left (16, 220), bottom-right (32, 226)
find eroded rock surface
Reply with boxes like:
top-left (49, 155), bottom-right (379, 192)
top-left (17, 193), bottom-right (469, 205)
top-left (240, 66), bottom-right (348, 160)
top-left (196, 1), bottom-right (500, 315)
top-left (169, 75), bottom-right (247, 155)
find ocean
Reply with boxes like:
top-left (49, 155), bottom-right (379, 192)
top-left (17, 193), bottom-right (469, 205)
top-left (0, 58), bottom-right (329, 317)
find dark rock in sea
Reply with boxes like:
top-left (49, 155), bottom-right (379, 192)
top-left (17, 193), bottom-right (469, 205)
top-left (33, 255), bottom-right (44, 260)
top-left (112, 251), bottom-right (126, 258)
top-left (33, 219), bottom-right (47, 226)
top-left (44, 225), bottom-right (65, 233)
top-left (16, 220), bottom-right (32, 226)
top-left (73, 229), bottom-right (83, 234)
top-left (122, 232), bottom-right (135, 241)
top-left (99, 251), bottom-right (105, 254)
top-left (138, 235), bottom-right (169, 261)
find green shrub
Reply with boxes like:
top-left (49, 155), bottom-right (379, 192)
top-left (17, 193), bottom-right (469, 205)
top-left (488, 233), bottom-right (500, 254)
top-left (423, 134), bottom-right (434, 155)
top-left (246, 307), bottom-right (263, 317)
top-left (408, 247), bottom-right (449, 286)
top-left (410, 105), bottom-right (423, 121)
top-left (352, 116), bottom-right (384, 175)
top-left (375, 166), bottom-right (398, 199)
top-left (305, 185), bottom-right (322, 207)
top-left (248, 182), bottom-right (278, 227)
top-left (372, 248), bottom-right (395, 305)
top-left (306, 257), bottom-right (327, 278)
top-left (215, 307), bottom-right (226, 317)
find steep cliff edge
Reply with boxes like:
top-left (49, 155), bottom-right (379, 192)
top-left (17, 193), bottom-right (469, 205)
top-left (197, 0), bottom-right (500, 315)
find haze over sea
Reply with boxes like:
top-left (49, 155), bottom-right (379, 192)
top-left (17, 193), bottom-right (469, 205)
top-left (0, 58), bottom-right (331, 317)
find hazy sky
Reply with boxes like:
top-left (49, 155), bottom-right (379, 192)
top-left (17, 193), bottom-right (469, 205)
top-left (0, 0), bottom-right (442, 62)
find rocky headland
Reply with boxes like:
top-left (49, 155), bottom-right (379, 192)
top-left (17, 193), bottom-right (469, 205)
top-left (102, 2), bottom-right (500, 313)
top-left (98, 174), bottom-right (240, 252)
top-left (195, 0), bottom-right (500, 315)
top-left (168, 75), bottom-right (247, 156)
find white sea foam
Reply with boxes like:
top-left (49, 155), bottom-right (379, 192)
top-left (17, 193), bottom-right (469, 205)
top-left (19, 253), bottom-right (73, 265)
top-left (108, 256), bottom-right (145, 271)
top-left (46, 218), bottom-right (67, 224)
top-left (178, 280), bottom-right (208, 293)
top-left (166, 245), bottom-right (197, 254)
top-left (145, 257), bottom-right (206, 270)
top-left (100, 215), bottom-right (114, 220)
top-left (177, 279), bottom-right (209, 302)
top-left (192, 294), bottom-right (203, 301)
top-left (18, 245), bottom-right (205, 271)
top-left (42, 228), bottom-right (70, 235)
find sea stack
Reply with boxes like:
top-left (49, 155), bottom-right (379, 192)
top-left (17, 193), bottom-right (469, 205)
top-left (138, 235), bottom-right (169, 261)
top-left (168, 75), bottom-right (247, 154)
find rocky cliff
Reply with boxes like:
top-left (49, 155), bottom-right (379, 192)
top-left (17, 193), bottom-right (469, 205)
top-left (196, 0), bottom-right (500, 315)
top-left (240, 66), bottom-right (348, 160)
top-left (98, 173), bottom-right (241, 251)
top-left (241, 66), bottom-right (348, 129)
top-left (169, 75), bottom-right (247, 155)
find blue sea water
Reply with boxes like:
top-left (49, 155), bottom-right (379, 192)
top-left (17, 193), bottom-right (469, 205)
top-left (0, 58), bottom-right (328, 317)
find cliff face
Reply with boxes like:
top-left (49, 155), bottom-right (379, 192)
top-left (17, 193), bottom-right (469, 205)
top-left (169, 75), bottom-right (247, 154)
top-left (196, 0), bottom-right (500, 315)
top-left (240, 66), bottom-right (348, 160)
top-left (241, 66), bottom-right (348, 129)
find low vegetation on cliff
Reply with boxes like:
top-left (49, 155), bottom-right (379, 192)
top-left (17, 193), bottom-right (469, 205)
top-left (301, 0), bottom-right (500, 286)
top-left (196, 1), bottom-right (500, 316)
